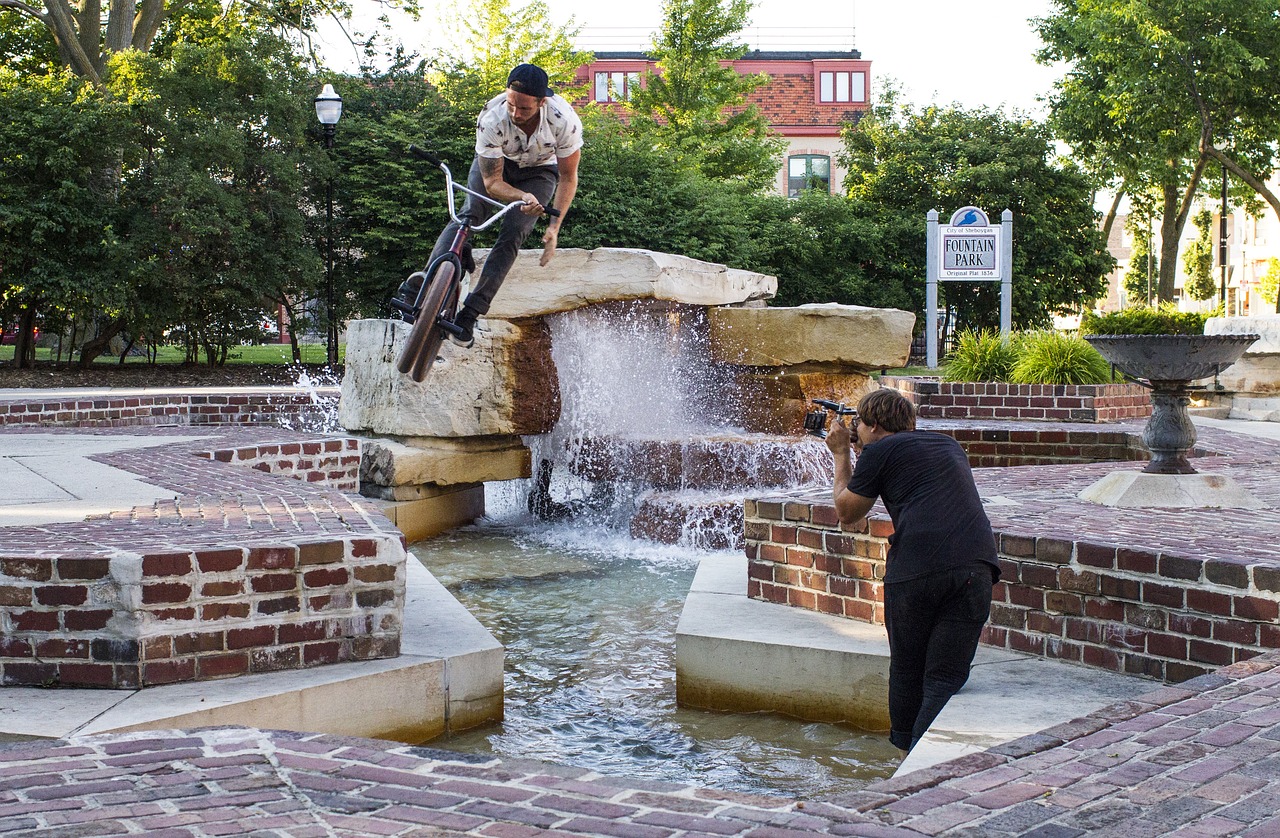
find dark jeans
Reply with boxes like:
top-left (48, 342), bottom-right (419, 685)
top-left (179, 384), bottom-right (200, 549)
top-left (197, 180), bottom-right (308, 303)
top-left (884, 562), bottom-right (994, 752)
top-left (428, 156), bottom-right (559, 315)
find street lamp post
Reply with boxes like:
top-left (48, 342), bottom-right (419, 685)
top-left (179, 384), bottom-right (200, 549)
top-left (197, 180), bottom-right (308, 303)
top-left (314, 83), bottom-right (343, 367)
top-left (1213, 139), bottom-right (1229, 314)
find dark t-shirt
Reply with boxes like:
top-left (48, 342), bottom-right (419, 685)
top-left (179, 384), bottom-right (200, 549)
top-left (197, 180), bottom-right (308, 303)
top-left (847, 430), bottom-right (999, 584)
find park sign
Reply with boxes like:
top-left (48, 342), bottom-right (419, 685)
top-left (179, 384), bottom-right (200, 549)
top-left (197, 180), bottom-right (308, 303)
top-left (924, 206), bottom-right (1015, 368)
top-left (939, 207), bottom-right (1000, 279)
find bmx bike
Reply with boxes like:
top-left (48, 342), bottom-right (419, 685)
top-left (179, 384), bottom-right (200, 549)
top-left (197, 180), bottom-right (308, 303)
top-left (391, 145), bottom-right (559, 382)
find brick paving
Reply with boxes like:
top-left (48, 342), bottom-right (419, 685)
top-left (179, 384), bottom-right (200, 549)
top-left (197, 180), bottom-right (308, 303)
top-left (2, 400), bottom-right (1280, 834)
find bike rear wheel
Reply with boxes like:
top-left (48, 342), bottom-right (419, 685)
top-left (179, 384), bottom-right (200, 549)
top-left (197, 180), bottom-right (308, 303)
top-left (395, 262), bottom-right (456, 381)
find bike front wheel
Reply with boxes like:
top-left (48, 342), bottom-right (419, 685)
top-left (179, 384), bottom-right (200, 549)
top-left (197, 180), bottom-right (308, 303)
top-left (395, 261), bottom-right (456, 381)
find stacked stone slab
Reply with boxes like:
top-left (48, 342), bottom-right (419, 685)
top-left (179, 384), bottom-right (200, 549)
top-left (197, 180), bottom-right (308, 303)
top-left (339, 248), bottom-right (915, 534)
top-left (1207, 315), bottom-right (1280, 419)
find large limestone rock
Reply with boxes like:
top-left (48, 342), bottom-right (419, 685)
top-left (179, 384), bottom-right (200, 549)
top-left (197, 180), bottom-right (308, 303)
top-left (1206, 315), bottom-right (1280, 394)
top-left (361, 436), bottom-right (530, 496)
top-left (338, 318), bottom-right (559, 438)
top-left (708, 303), bottom-right (915, 370)
top-left (481, 248), bottom-right (777, 318)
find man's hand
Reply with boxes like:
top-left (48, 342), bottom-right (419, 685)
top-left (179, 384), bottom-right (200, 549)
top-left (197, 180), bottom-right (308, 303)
top-left (825, 417), bottom-right (852, 458)
top-left (519, 193), bottom-right (543, 215)
top-left (540, 226), bottom-right (558, 266)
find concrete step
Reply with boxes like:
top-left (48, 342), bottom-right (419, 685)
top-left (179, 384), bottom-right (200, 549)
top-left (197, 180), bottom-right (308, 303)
top-left (1231, 396), bottom-right (1280, 421)
top-left (675, 552), bottom-right (1154, 777)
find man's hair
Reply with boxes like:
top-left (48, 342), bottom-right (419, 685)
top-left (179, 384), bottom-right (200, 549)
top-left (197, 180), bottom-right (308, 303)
top-left (857, 388), bottom-right (916, 433)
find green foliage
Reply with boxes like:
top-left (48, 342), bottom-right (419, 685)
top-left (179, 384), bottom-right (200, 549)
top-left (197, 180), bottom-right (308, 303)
top-left (430, 0), bottom-right (589, 114)
top-left (1009, 330), bottom-right (1112, 385)
top-left (1123, 216), bottom-right (1157, 307)
top-left (1080, 305), bottom-right (1210, 336)
top-left (1182, 208), bottom-right (1217, 302)
top-left (1037, 0), bottom-right (1280, 302)
top-left (1258, 258), bottom-right (1280, 308)
top-left (0, 69), bottom-right (127, 363)
top-left (109, 7), bottom-right (320, 365)
top-left (334, 67), bottom-right (474, 315)
top-left (839, 95), bottom-right (1114, 330)
top-left (0, 10), bottom-right (59, 75)
top-left (943, 329), bottom-right (1020, 383)
top-left (626, 0), bottom-right (784, 190)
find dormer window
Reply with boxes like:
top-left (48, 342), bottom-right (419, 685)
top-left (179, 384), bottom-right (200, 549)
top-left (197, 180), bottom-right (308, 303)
top-left (818, 70), bottom-right (866, 103)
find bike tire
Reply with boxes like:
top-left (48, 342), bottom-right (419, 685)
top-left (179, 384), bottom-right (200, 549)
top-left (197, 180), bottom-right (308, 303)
top-left (396, 262), bottom-right (455, 382)
top-left (411, 280), bottom-right (461, 383)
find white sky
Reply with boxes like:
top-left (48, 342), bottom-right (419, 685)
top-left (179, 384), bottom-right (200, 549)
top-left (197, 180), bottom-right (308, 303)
top-left (323, 0), bottom-right (1060, 115)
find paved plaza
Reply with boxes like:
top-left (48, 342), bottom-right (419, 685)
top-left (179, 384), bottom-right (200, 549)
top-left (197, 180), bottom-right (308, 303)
top-left (1, 387), bottom-right (1280, 835)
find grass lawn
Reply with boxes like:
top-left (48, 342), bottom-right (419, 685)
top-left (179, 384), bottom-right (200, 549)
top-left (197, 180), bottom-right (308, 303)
top-left (0, 343), bottom-right (341, 365)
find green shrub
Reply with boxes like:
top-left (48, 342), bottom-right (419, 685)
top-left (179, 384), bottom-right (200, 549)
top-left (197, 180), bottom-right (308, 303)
top-left (944, 329), bottom-right (1020, 382)
top-left (1079, 303), bottom-right (1218, 336)
top-left (1010, 331), bottom-right (1113, 385)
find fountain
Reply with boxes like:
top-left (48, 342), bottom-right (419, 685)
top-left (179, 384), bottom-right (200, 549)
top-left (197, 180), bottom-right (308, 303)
top-left (1081, 333), bottom-right (1263, 508)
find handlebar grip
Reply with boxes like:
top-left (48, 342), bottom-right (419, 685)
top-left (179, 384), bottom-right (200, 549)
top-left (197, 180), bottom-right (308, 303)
top-left (544, 207), bottom-right (561, 218)
top-left (408, 145), bottom-right (443, 167)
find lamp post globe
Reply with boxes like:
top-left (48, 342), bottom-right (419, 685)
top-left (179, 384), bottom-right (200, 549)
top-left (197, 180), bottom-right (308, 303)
top-left (315, 84), bottom-right (342, 366)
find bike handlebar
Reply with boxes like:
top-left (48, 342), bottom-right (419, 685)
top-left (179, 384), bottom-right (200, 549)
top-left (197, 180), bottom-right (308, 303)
top-left (408, 145), bottom-right (561, 220)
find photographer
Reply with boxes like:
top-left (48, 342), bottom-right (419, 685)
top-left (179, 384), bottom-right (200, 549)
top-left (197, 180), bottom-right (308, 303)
top-left (824, 388), bottom-right (1000, 757)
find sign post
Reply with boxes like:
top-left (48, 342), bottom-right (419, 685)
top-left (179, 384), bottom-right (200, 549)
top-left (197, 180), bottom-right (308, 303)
top-left (925, 206), bottom-right (1013, 369)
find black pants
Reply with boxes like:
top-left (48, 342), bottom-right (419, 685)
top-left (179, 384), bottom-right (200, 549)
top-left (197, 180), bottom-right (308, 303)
top-left (884, 562), bottom-right (994, 752)
top-left (428, 157), bottom-right (559, 315)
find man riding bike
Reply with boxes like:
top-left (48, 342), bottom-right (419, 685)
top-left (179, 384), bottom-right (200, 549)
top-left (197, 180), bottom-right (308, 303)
top-left (392, 63), bottom-right (583, 347)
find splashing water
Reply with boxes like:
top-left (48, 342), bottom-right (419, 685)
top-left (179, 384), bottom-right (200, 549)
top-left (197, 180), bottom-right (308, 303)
top-left (506, 302), bottom-right (831, 548)
top-left (277, 365), bottom-right (342, 434)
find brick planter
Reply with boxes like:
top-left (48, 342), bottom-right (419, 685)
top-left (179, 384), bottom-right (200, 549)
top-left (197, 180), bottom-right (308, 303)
top-left (0, 393), bottom-right (407, 690)
top-left (745, 494), bottom-right (1280, 684)
top-left (2, 535), bottom-right (405, 689)
top-left (882, 376), bottom-right (1151, 423)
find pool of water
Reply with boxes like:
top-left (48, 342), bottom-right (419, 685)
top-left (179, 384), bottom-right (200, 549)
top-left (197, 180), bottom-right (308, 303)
top-left (413, 519), bottom-right (901, 798)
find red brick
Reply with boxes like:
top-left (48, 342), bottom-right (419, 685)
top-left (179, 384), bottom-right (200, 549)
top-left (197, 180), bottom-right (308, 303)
top-left (34, 585), bottom-right (88, 606)
top-left (196, 549), bottom-right (245, 573)
top-left (1188, 640), bottom-right (1235, 666)
top-left (247, 546), bottom-right (297, 571)
top-left (201, 602), bottom-right (250, 620)
top-left (350, 539), bottom-right (378, 558)
top-left (142, 553), bottom-right (192, 577)
top-left (251, 645), bottom-right (302, 672)
top-left (1146, 633), bottom-right (1188, 659)
top-left (57, 558), bottom-right (111, 580)
top-left (200, 580), bottom-right (243, 597)
top-left (0, 585), bottom-right (31, 607)
top-left (142, 582), bottom-right (191, 605)
top-left (251, 573), bottom-right (298, 594)
top-left (1234, 596), bottom-right (1280, 622)
top-left (0, 558), bottom-right (52, 582)
top-left (298, 541), bottom-right (345, 566)
top-left (304, 567), bottom-right (349, 588)
top-left (57, 662), bottom-right (123, 688)
top-left (227, 626), bottom-right (276, 650)
top-left (1187, 588), bottom-right (1232, 617)
top-left (198, 652), bottom-right (249, 679)
top-left (278, 621), bottom-right (329, 644)
top-left (303, 640), bottom-right (344, 665)
top-left (152, 607), bottom-right (196, 621)
top-left (173, 632), bottom-right (225, 655)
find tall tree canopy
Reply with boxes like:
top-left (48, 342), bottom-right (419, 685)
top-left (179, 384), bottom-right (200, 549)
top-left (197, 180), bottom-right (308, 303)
top-left (626, 0), bottom-right (783, 190)
top-left (429, 0), bottom-right (587, 114)
top-left (840, 96), bottom-right (1113, 330)
top-left (1036, 0), bottom-right (1280, 302)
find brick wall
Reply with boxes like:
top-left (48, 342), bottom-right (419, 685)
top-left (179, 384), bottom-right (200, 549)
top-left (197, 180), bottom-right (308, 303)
top-left (1, 536), bottom-right (404, 689)
top-left (746, 495), bottom-right (1280, 684)
top-left (882, 377), bottom-right (1151, 423)
top-left (199, 439), bottom-right (361, 493)
top-left (0, 392), bottom-right (337, 429)
top-left (937, 427), bottom-right (1149, 468)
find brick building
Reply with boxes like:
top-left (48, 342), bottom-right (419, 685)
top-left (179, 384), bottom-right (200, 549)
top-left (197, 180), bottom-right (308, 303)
top-left (575, 50), bottom-right (872, 197)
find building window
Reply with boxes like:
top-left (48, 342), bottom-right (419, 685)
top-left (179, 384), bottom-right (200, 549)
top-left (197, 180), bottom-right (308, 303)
top-left (594, 71), bottom-right (639, 102)
top-left (818, 71), bottom-right (866, 103)
top-left (788, 155), bottom-right (830, 197)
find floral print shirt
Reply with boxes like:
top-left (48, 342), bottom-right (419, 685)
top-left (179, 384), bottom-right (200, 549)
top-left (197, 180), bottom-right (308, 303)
top-left (475, 92), bottom-right (583, 168)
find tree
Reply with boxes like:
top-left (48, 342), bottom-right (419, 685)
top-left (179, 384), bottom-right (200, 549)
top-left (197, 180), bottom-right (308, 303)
top-left (626, 0), bottom-right (784, 190)
top-left (839, 96), bottom-right (1113, 331)
top-left (1123, 217), bottom-right (1157, 308)
top-left (331, 64), bottom-right (474, 321)
top-left (0, 68), bottom-right (125, 366)
top-left (0, 0), bottom-right (419, 85)
top-left (1258, 258), bottom-right (1280, 309)
top-left (1182, 208), bottom-right (1217, 303)
top-left (1037, 0), bottom-right (1280, 303)
top-left (429, 0), bottom-right (588, 115)
top-left (108, 6), bottom-right (321, 366)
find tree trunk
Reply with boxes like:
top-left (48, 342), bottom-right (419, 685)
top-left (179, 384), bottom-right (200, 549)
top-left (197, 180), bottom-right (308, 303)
top-left (281, 297), bottom-right (303, 364)
top-left (1101, 188), bottom-right (1125, 245)
top-left (77, 317), bottom-right (127, 368)
top-left (1158, 184), bottom-right (1181, 303)
top-left (12, 305), bottom-right (38, 369)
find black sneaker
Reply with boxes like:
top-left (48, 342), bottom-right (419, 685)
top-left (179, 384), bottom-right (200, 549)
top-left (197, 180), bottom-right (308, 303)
top-left (449, 306), bottom-right (478, 348)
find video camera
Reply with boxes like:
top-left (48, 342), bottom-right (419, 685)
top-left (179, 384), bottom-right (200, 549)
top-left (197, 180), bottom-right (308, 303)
top-left (804, 399), bottom-right (859, 438)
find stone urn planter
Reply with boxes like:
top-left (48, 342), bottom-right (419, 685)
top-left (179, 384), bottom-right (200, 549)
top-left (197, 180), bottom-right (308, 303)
top-left (1085, 334), bottom-right (1259, 474)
